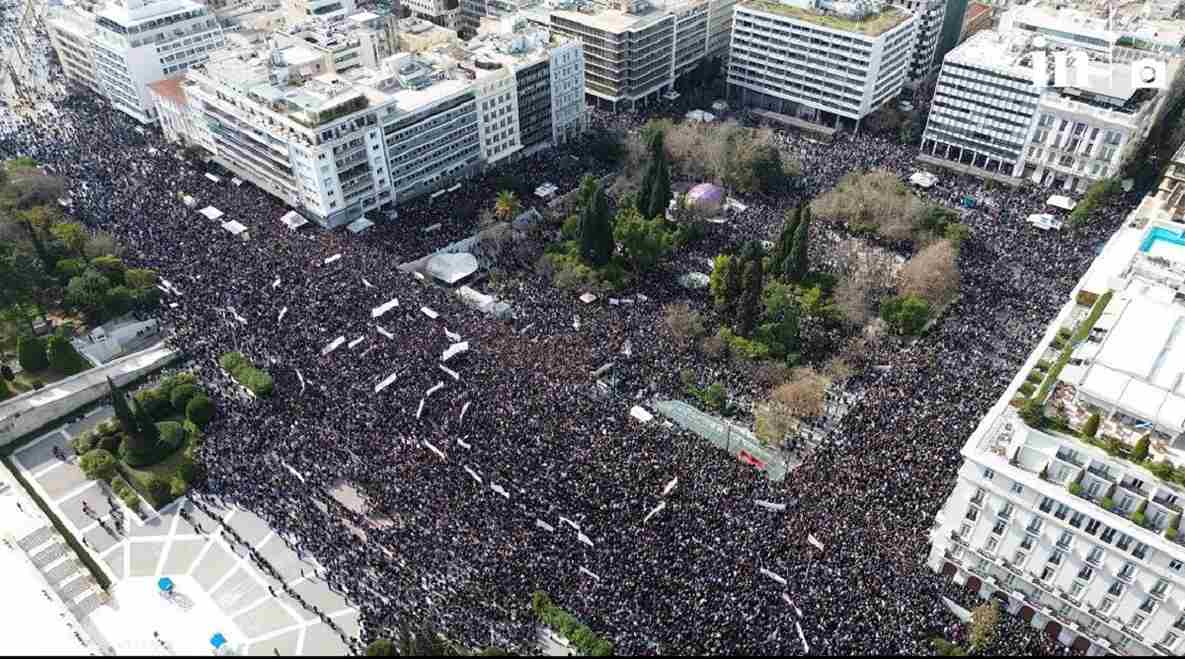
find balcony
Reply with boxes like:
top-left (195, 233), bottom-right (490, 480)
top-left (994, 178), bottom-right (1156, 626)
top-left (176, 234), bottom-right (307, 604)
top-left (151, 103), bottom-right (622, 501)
top-left (970, 491), bottom-right (985, 506)
top-left (1088, 465), bottom-right (1116, 483)
top-left (1153, 494), bottom-right (1183, 514)
top-left (1118, 480), bottom-right (1150, 498)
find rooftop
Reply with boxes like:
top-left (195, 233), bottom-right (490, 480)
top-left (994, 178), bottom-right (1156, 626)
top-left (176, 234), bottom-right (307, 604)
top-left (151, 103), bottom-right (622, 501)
top-left (741, 1), bottom-right (910, 37)
top-left (147, 77), bottom-right (188, 106)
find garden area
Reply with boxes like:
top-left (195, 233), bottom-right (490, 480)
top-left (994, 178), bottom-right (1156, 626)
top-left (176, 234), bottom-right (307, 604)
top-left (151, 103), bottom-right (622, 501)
top-left (71, 371), bottom-right (213, 512)
top-left (0, 157), bottom-right (161, 400)
top-left (218, 351), bottom-right (275, 397)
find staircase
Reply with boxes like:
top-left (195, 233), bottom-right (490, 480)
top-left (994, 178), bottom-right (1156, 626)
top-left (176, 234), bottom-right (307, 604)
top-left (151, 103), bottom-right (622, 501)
top-left (16, 525), bottom-right (106, 621)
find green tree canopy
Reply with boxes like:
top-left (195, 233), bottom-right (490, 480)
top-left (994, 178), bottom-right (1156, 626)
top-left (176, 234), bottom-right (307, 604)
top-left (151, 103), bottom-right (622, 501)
top-left (613, 207), bottom-right (672, 272)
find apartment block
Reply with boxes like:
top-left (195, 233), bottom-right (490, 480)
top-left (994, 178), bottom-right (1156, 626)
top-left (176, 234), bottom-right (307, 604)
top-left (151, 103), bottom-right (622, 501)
top-left (727, 0), bottom-right (918, 126)
top-left (1156, 143), bottom-right (1185, 223)
top-left (404, 0), bottom-right (462, 30)
top-left (920, 28), bottom-right (1177, 191)
top-left (929, 219), bottom-right (1185, 656)
top-left (174, 19), bottom-right (583, 227)
top-left (47, 0), bottom-right (226, 123)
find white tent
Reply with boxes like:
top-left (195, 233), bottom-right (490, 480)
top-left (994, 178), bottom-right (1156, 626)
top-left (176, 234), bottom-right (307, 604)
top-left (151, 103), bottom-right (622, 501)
top-left (198, 206), bottom-right (224, 221)
top-left (534, 183), bottom-right (558, 199)
top-left (280, 210), bottom-right (308, 230)
top-left (909, 171), bottom-right (938, 188)
top-left (685, 109), bottom-right (716, 123)
top-left (1026, 213), bottom-right (1064, 231)
top-left (182, 195), bottom-right (196, 208)
top-left (426, 253), bottom-right (478, 285)
top-left (346, 217), bottom-right (374, 234)
top-left (221, 220), bottom-right (249, 240)
top-left (1047, 194), bottom-right (1077, 211)
top-left (711, 100), bottom-right (729, 112)
top-left (630, 406), bottom-right (654, 423)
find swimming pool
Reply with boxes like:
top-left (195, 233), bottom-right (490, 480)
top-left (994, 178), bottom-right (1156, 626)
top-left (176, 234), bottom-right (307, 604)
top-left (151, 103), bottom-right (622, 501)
top-left (1140, 227), bottom-right (1185, 253)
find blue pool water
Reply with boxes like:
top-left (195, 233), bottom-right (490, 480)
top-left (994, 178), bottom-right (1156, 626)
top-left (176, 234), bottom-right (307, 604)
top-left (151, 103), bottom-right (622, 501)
top-left (1141, 227), bottom-right (1185, 253)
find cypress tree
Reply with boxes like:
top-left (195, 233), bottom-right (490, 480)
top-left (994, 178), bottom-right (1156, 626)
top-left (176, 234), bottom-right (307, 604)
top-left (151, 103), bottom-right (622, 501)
top-left (738, 259), bottom-right (763, 338)
top-left (109, 376), bottom-right (135, 435)
top-left (579, 185), bottom-right (599, 263)
top-left (26, 222), bottom-right (53, 275)
top-left (723, 254), bottom-right (744, 315)
top-left (787, 206), bottom-right (811, 282)
top-left (772, 207), bottom-right (801, 278)
top-left (590, 186), bottom-right (614, 266)
top-left (636, 162), bottom-right (656, 218)
top-left (647, 156), bottom-right (671, 221)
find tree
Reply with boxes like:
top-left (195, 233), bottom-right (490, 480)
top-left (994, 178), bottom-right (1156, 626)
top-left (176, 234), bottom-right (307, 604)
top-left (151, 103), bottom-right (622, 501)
top-left (395, 623), bottom-right (453, 656)
top-left (750, 144), bottom-right (788, 194)
top-left (493, 190), bottom-right (520, 223)
top-left (614, 207), bottom-right (672, 272)
top-left (579, 184), bottom-right (614, 267)
top-left (771, 208), bottom-right (801, 278)
top-left (46, 334), bottom-right (87, 375)
top-left (79, 448), bottom-right (117, 482)
top-left (968, 602), bottom-right (999, 650)
top-left (50, 221), bottom-right (89, 258)
top-left (1081, 413), bottom-right (1100, 439)
top-left (17, 334), bottom-right (48, 371)
top-left (663, 303), bottom-right (705, 349)
top-left (66, 268), bottom-right (112, 321)
top-left (880, 294), bottom-right (930, 335)
top-left (786, 205), bottom-right (811, 282)
top-left (1132, 434), bottom-right (1151, 463)
top-left (186, 395), bottom-right (214, 428)
top-left (646, 156), bottom-right (672, 221)
top-left (899, 240), bottom-right (960, 307)
top-left (737, 258), bottom-right (763, 338)
top-left (771, 367), bottom-right (829, 418)
top-left (90, 254), bottom-right (126, 285)
top-left (709, 254), bottom-right (733, 310)
top-left (109, 376), bottom-right (142, 446)
top-left (124, 267), bottom-right (157, 290)
top-left (1019, 398), bottom-right (1045, 427)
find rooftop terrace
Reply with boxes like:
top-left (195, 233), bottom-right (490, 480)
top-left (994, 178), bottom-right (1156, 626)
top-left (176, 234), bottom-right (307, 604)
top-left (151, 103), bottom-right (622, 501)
top-left (741, 1), bottom-right (909, 37)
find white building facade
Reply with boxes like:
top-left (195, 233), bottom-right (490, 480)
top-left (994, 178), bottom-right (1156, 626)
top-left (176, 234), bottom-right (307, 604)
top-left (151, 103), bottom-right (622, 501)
top-left (727, 0), bottom-right (918, 125)
top-left (929, 220), bottom-right (1185, 657)
top-left (47, 0), bottom-right (226, 123)
top-left (896, 0), bottom-right (944, 85)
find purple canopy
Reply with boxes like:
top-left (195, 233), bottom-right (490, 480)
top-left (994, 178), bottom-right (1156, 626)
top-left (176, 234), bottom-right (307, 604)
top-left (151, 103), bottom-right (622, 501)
top-left (686, 183), bottom-right (725, 210)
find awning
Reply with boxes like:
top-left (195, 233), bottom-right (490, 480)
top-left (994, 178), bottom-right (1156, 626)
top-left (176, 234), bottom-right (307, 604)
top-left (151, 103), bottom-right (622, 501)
top-left (346, 217), bottom-right (374, 234)
top-left (279, 210), bottom-right (308, 230)
top-left (1047, 195), bottom-right (1077, 211)
top-left (426, 253), bottom-right (478, 285)
top-left (198, 206), bottom-right (224, 221)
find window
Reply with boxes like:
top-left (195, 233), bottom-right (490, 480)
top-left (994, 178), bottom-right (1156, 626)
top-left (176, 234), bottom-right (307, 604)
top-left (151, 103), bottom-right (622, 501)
top-left (1118, 562), bottom-right (1135, 580)
top-left (1132, 613), bottom-right (1148, 630)
top-left (1014, 549), bottom-right (1028, 566)
top-left (1027, 517), bottom-right (1043, 534)
top-left (1100, 527), bottom-right (1117, 544)
top-left (1085, 518), bottom-right (1101, 535)
top-left (999, 503), bottom-right (1014, 519)
top-left (992, 520), bottom-right (1006, 536)
top-left (1152, 578), bottom-right (1168, 596)
top-left (1086, 546), bottom-right (1103, 566)
top-left (1163, 632), bottom-right (1179, 650)
top-left (1070, 580), bottom-right (1085, 596)
top-left (1116, 534), bottom-right (1133, 551)
top-left (984, 468), bottom-right (995, 481)
top-left (1099, 596), bottom-right (1115, 613)
top-left (1055, 503), bottom-right (1070, 520)
top-left (1108, 580), bottom-right (1124, 597)
top-left (985, 537), bottom-right (998, 553)
top-left (1170, 560), bottom-right (1183, 572)
top-left (1056, 530), bottom-right (1072, 550)
top-left (1041, 566), bottom-right (1056, 582)
top-left (1133, 542), bottom-right (1148, 560)
top-left (965, 508), bottom-right (979, 522)
top-left (1077, 566), bottom-right (1093, 582)
top-left (1048, 550), bottom-right (1062, 565)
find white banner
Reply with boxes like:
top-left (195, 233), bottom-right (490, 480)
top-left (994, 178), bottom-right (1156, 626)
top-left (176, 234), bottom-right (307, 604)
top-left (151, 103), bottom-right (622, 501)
top-left (579, 567), bottom-right (601, 581)
top-left (577, 533), bottom-right (594, 548)
top-left (661, 477), bottom-right (678, 497)
top-left (416, 398), bottom-right (425, 419)
top-left (490, 483), bottom-right (509, 499)
top-left (374, 371), bottom-right (399, 394)
top-left (760, 568), bottom-right (787, 586)
top-left (423, 440), bottom-right (445, 461)
top-left (376, 326), bottom-right (394, 339)
top-left (535, 519), bottom-right (555, 533)
top-left (323, 253), bottom-right (342, 265)
top-left (278, 307), bottom-right (288, 323)
top-left (781, 593), bottom-right (803, 618)
top-left (371, 299), bottom-right (399, 319)
top-left (807, 534), bottom-right (825, 551)
top-left (296, 369), bottom-right (307, 394)
top-left (459, 401), bottom-right (470, 423)
top-left (559, 516), bottom-right (580, 532)
top-left (445, 328), bottom-right (461, 342)
top-left (421, 306), bottom-right (439, 320)
top-left (441, 341), bottom-right (469, 362)
top-left (272, 277), bottom-right (281, 289)
top-left (321, 336), bottom-right (346, 356)
top-left (439, 364), bottom-right (459, 381)
top-left (425, 381), bottom-right (444, 398)
top-left (643, 501), bottom-right (666, 525)
top-left (361, 277), bottom-right (374, 289)
top-left (456, 438), bottom-right (471, 450)
top-left (464, 466), bottom-right (482, 484)
top-left (347, 336), bottom-right (366, 350)
top-left (796, 622), bottom-right (809, 653)
top-left (755, 500), bottom-right (787, 512)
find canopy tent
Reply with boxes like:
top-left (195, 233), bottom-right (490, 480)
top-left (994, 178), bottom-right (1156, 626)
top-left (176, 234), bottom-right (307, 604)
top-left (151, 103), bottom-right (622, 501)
top-left (210, 633), bottom-right (227, 649)
top-left (198, 206), bottom-right (224, 221)
top-left (1047, 194), bottom-right (1077, 211)
top-left (534, 182), bottom-right (559, 199)
top-left (685, 109), bottom-right (716, 123)
top-left (686, 182), bottom-right (726, 212)
top-left (909, 171), bottom-right (938, 188)
top-left (346, 217), bottom-right (374, 234)
top-left (222, 219), bottom-right (250, 239)
top-left (157, 577), bottom-right (174, 593)
top-left (280, 210), bottom-right (308, 230)
top-left (426, 253), bottom-right (478, 285)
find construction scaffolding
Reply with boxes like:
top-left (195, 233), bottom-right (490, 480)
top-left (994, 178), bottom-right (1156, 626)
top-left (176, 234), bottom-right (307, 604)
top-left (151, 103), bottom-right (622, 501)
top-left (654, 400), bottom-right (789, 481)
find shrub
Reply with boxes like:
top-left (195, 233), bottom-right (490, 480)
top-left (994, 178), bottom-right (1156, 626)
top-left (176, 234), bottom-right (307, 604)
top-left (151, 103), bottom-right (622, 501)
top-left (144, 474), bottom-right (170, 503)
top-left (97, 431), bottom-right (122, 454)
top-left (1081, 413), bottom-right (1100, 439)
top-left (219, 352), bottom-right (274, 396)
top-left (156, 371), bottom-right (198, 399)
top-left (17, 335), bottom-right (48, 371)
top-left (55, 257), bottom-right (86, 280)
top-left (0, 378), bottom-right (12, 401)
top-left (79, 448), bottom-right (117, 481)
top-left (531, 591), bottom-right (614, 656)
top-left (1036, 360), bottom-right (1052, 370)
top-left (1132, 435), bottom-right (1150, 463)
top-left (175, 457), bottom-right (202, 484)
top-left (46, 335), bottom-right (88, 375)
top-left (1027, 371), bottom-right (1044, 384)
top-left (170, 383), bottom-right (200, 412)
top-left (880, 294), bottom-right (931, 336)
top-left (1019, 399), bottom-right (1045, 427)
top-left (133, 387), bottom-right (172, 421)
top-left (219, 351), bottom-right (249, 373)
top-left (70, 432), bottom-right (96, 456)
top-left (1018, 382), bottom-right (1036, 396)
top-left (1100, 496), bottom-right (1115, 511)
top-left (717, 327), bottom-right (771, 361)
top-left (157, 421), bottom-right (186, 452)
top-left (185, 395), bottom-right (214, 428)
top-left (1167, 527), bottom-right (1178, 541)
top-left (119, 487), bottom-right (140, 512)
top-left (169, 476), bottom-right (188, 498)
top-left (1068, 482), bottom-right (1083, 497)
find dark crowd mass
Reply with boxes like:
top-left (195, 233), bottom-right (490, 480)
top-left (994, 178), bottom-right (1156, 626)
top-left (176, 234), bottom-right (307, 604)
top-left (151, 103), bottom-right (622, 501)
top-left (0, 46), bottom-right (1142, 656)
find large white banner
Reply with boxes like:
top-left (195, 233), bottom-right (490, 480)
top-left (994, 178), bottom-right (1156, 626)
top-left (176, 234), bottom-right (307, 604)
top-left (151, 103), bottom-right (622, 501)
top-left (760, 568), bottom-right (787, 586)
top-left (643, 501), bottom-right (666, 525)
top-left (371, 298), bottom-right (399, 319)
top-left (321, 336), bottom-right (346, 356)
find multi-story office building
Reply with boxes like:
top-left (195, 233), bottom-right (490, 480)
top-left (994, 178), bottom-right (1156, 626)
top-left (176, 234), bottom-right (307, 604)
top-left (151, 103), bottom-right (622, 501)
top-left (920, 28), bottom-right (1176, 190)
top-left (269, 11), bottom-right (399, 73)
top-left (398, 17), bottom-right (459, 52)
top-left (147, 77), bottom-right (198, 143)
top-left (512, 0), bottom-right (735, 110)
top-left (47, 0), bottom-right (226, 123)
top-left (283, 0), bottom-right (359, 20)
top-left (929, 218), bottom-right (1185, 656)
top-left (727, 0), bottom-right (918, 127)
top-left (958, 1), bottom-right (990, 42)
top-left (175, 19), bottom-right (583, 227)
top-left (897, 0), bottom-right (945, 85)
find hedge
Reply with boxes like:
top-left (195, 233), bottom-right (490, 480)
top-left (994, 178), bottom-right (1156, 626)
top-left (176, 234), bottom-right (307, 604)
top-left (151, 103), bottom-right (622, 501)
top-left (219, 351), bottom-right (274, 396)
top-left (47, 335), bottom-right (88, 375)
top-left (170, 383), bottom-right (200, 412)
top-left (17, 334), bottom-right (48, 371)
top-left (1031, 291), bottom-right (1113, 406)
top-left (532, 591), bottom-right (614, 656)
top-left (186, 395), bottom-right (214, 428)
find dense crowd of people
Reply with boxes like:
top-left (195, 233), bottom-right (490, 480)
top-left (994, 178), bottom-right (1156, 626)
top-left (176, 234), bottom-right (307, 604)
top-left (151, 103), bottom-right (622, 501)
top-left (0, 35), bottom-right (1145, 654)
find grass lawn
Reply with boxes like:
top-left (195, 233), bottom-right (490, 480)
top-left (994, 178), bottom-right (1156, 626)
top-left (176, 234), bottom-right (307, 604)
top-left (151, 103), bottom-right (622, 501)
top-left (8, 367), bottom-right (76, 395)
top-left (121, 416), bottom-right (189, 510)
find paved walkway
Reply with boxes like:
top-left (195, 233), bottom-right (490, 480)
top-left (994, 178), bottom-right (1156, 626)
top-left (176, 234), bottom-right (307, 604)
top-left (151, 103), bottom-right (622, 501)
top-left (9, 408), bottom-right (357, 656)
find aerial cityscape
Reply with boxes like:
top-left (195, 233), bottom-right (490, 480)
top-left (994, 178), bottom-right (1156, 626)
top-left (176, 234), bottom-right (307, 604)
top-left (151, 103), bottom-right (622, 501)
top-left (0, 0), bottom-right (1184, 656)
